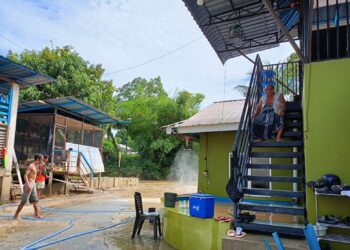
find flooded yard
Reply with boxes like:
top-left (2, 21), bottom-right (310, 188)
top-left (0, 181), bottom-right (196, 250)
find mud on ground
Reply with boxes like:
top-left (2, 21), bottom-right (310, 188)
top-left (0, 180), bottom-right (196, 250)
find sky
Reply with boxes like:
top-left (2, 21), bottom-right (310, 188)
top-left (0, 0), bottom-right (294, 107)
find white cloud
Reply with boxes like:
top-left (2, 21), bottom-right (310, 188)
top-left (0, 0), bottom-right (294, 108)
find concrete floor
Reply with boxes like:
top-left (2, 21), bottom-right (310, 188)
top-left (222, 233), bottom-right (308, 250)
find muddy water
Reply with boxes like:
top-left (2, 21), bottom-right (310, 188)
top-left (0, 181), bottom-right (195, 250)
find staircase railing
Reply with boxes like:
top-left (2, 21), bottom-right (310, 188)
top-left (229, 55), bottom-right (263, 217)
top-left (263, 61), bottom-right (302, 97)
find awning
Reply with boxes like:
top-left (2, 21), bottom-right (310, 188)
top-left (182, 0), bottom-right (299, 64)
top-left (18, 97), bottom-right (131, 125)
top-left (0, 55), bottom-right (54, 87)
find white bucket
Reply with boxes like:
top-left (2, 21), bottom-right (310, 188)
top-left (313, 225), bottom-right (328, 237)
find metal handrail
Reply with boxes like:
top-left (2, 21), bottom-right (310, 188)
top-left (230, 55), bottom-right (263, 218)
top-left (263, 61), bottom-right (302, 97)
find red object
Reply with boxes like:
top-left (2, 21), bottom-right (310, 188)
top-left (1, 147), bottom-right (6, 159)
top-left (36, 165), bottom-right (46, 182)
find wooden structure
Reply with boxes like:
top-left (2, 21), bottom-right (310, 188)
top-left (14, 97), bottom-right (129, 194)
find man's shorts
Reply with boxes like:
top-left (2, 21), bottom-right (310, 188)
top-left (36, 181), bottom-right (45, 189)
top-left (21, 180), bottom-right (39, 204)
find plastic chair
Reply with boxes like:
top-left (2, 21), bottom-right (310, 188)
top-left (131, 192), bottom-right (162, 240)
top-left (304, 224), bottom-right (321, 250)
top-left (264, 239), bottom-right (272, 250)
top-left (272, 232), bottom-right (285, 250)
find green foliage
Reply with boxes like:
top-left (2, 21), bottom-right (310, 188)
top-left (7, 46), bottom-right (116, 115)
top-left (115, 77), bottom-right (204, 179)
top-left (7, 46), bottom-right (204, 180)
top-left (234, 85), bottom-right (249, 97)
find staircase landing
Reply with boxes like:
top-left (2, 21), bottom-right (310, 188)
top-left (222, 231), bottom-right (308, 250)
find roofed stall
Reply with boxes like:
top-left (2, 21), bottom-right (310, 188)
top-left (0, 55), bottom-right (54, 202)
top-left (15, 97), bottom-right (129, 194)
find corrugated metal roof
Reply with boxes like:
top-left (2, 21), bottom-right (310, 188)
top-left (170, 99), bottom-right (244, 128)
top-left (0, 56), bottom-right (54, 87)
top-left (182, 0), bottom-right (298, 64)
top-left (18, 97), bottom-right (130, 125)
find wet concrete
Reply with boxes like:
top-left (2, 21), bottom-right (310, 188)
top-left (0, 181), bottom-right (196, 250)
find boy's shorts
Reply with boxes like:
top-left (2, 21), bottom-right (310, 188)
top-left (36, 181), bottom-right (45, 189)
top-left (21, 180), bottom-right (39, 204)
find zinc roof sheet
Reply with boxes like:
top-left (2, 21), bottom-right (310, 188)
top-left (0, 56), bottom-right (54, 87)
top-left (182, 0), bottom-right (293, 64)
top-left (18, 97), bottom-right (130, 126)
top-left (171, 99), bottom-right (244, 128)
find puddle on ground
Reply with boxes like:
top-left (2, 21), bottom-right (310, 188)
top-left (0, 181), bottom-right (193, 250)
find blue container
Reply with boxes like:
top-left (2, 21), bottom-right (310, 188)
top-left (189, 193), bottom-right (215, 218)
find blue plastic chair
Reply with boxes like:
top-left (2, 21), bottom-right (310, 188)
top-left (272, 232), bottom-right (285, 250)
top-left (304, 224), bottom-right (321, 250)
top-left (264, 239), bottom-right (272, 250)
top-left (264, 233), bottom-right (285, 250)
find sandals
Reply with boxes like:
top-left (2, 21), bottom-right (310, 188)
top-left (318, 215), bottom-right (343, 224)
top-left (236, 212), bottom-right (255, 223)
top-left (215, 216), bottom-right (234, 222)
top-left (226, 228), bottom-right (247, 238)
top-left (343, 217), bottom-right (350, 226)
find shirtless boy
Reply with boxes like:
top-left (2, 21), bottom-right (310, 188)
top-left (13, 154), bottom-right (43, 219)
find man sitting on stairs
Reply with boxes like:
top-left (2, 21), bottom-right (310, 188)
top-left (252, 83), bottom-right (286, 142)
top-left (13, 154), bottom-right (43, 219)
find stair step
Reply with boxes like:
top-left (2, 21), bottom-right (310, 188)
top-left (285, 121), bottom-right (302, 128)
top-left (243, 188), bottom-right (305, 198)
top-left (283, 131), bottom-right (302, 137)
top-left (285, 113), bottom-right (302, 120)
top-left (247, 163), bottom-right (304, 170)
top-left (238, 200), bottom-right (305, 215)
top-left (286, 102), bottom-right (301, 112)
top-left (234, 220), bottom-right (305, 236)
top-left (244, 176), bottom-right (304, 183)
top-left (251, 141), bottom-right (303, 147)
top-left (249, 152), bottom-right (303, 158)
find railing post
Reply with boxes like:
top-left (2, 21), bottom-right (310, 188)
top-left (77, 153), bottom-right (81, 174)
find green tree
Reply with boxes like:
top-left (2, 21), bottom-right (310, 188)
top-left (7, 46), bottom-right (114, 109)
top-left (6, 46), bottom-right (205, 179)
top-left (115, 77), bottom-right (204, 179)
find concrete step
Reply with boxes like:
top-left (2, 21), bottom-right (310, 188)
top-left (246, 163), bottom-right (304, 170)
top-left (244, 175), bottom-right (304, 183)
top-left (251, 141), bottom-right (303, 148)
top-left (249, 151), bottom-right (303, 158)
top-left (238, 200), bottom-right (305, 215)
top-left (233, 220), bottom-right (305, 237)
top-left (243, 188), bottom-right (305, 198)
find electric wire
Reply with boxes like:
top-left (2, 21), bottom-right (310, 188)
top-left (105, 36), bottom-right (203, 75)
top-left (0, 34), bottom-right (26, 50)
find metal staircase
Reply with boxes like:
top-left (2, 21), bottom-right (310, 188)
top-left (228, 55), bottom-right (307, 236)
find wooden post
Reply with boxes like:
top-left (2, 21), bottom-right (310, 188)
top-left (48, 171), bottom-right (53, 196)
top-left (98, 172), bottom-right (101, 189)
top-left (64, 175), bottom-right (69, 195)
top-left (77, 153), bottom-right (81, 174)
top-left (50, 111), bottom-right (57, 197)
top-left (90, 175), bottom-right (93, 188)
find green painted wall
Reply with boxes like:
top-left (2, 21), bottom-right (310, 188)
top-left (163, 207), bottom-right (230, 250)
top-left (303, 59), bottom-right (350, 248)
top-left (198, 132), bottom-right (235, 197)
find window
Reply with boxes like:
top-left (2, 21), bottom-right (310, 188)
top-left (93, 130), bottom-right (103, 148)
top-left (66, 119), bottom-right (82, 144)
top-left (83, 124), bottom-right (94, 146)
